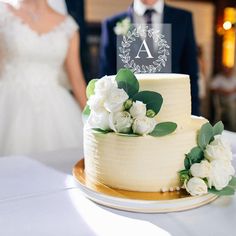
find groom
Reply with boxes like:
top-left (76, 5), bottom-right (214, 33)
top-left (100, 0), bottom-right (200, 115)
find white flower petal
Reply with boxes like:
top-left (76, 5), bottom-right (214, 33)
top-left (204, 135), bottom-right (232, 161)
top-left (129, 101), bottom-right (147, 119)
top-left (109, 111), bottom-right (133, 133)
top-left (132, 117), bottom-right (156, 135)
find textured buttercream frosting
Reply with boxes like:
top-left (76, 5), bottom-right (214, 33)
top-left (84, 117), bottom-right (207, 192)
top-left (137, 74), bottom-right (191, 128)
top-left (84, 74), bottom-right (205, 192)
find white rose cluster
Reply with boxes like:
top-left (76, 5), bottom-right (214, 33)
top-left (88, 76), bottom-right (128, 131)
top-left (129, 101), bottom-right (156, 135)
top-left (87, 77), bottom-right (157, 135)
top-left (185, 135), bottom-right (235, 196)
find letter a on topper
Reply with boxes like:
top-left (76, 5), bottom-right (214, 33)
top-left (135, 39), bottom-right (154, 59)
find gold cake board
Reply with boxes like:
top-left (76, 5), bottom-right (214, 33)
top-left (73, 159), bottom-right (218, 213)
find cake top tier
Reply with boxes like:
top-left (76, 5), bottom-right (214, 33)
top-left (109, 73), bottom-right (191, 128)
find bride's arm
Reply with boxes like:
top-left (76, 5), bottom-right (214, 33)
top-left (65, 31), bottom-right (87, 109)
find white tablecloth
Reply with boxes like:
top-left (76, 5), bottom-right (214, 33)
top-left (0, 131), bottom-right (236, 236)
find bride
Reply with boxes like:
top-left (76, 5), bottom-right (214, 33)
top-left (0, 0), bottom-right (87, 156)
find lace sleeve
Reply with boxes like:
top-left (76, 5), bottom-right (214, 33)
top-left (65, 15), bottom-right (79, 39)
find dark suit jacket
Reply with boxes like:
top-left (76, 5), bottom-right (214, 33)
top-left (100, 4), bottom-right (200, 115)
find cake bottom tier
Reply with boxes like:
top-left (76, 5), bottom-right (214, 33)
top-left (84, 116), bottom-right (207, 192)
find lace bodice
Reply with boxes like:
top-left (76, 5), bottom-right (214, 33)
top-left (0, 3), bottom-right (78, 87)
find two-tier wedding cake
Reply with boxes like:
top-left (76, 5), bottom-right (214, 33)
top-left (82, 69), bottom-right (236, 197)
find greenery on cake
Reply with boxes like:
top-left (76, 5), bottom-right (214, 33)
top-left (179, 121), bottom-right (236, 196)
top-left (83, 68), bottom-right (177, 137)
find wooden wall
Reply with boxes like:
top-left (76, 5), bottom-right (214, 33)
top-left (85, 0), bottom-right (130, 22)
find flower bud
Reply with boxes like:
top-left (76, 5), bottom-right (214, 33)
top-left (129, 101), bottom-right (146, 118)
top-left (185, 177), bottom-right (208, 196)
top-left (123, 99), bottom-right (133, 110)
top-left (146, 109), bottom-right (156, 118)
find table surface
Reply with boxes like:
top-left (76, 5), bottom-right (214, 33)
top-left (0, 131), bottom-right (236, 236)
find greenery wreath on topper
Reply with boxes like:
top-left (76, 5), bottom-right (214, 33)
top-left (83, 68), bottom-right (177, 137)
top-left (119, 25), bottom-right (170, 73)
top-left (179, 121), bottom-right (236, 196)
top-left (113, 18), bottom-right (170, 73)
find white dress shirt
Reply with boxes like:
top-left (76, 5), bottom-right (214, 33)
top-left (133, 0), bottom-right (164, 26)
top-left (133, 0), bottom-right (165, 49)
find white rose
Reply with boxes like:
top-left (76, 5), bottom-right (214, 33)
top-left (132, 117), bottom-right (156, 135)
top-left (87, 95), bottom-right (106, 113)
top-left (114, 18), bottom-right (131, 35)
top-left (190, 160), bottom-right (211, 178)
top-left (208, 160), bottom-right (235, 190)
top-left (104, 87), bottom-right (129, 112)
top-left (109, 111), bottom-right (133, 133)
top-left (88, 111), bottom-right (110, 131)
top-left (94, 76), bottom-right (118, 97)
top-left (204, 135), bottom-right (232, 162)
top-left (185, 177), bottom-right (208, 196)
top-left (114, 24), bottom-right (125, 35)
top-left (129, 101), bottom-right (147, 119)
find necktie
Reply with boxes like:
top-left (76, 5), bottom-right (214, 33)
top-left (144, 9), bottom-right (156, 25)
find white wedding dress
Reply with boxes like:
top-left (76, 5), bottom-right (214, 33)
top-left (0, 3), bottom-right (83, 156)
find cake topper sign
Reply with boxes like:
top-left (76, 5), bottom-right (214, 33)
top-left (115, 22), bottom-right (171, 73)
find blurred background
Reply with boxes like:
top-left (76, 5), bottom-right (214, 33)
top-left (2, 0), bottom-right (235, 131)
top-left (74, 0), bottom-right (236, 131)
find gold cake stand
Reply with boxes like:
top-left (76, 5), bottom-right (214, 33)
top-left (73, 159), bottom-right (218, 213)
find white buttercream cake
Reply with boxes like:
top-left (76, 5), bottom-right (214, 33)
top-left (84, 74), bottom-right (207, 192)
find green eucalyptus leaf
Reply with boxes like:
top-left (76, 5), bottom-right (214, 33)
top-left (184, 157), bottom-right (191, 170)
top-left (133, 91), bottom-right (163, 114)
top-left (86, 79), bottom-right (98, 98)
top-left (82, 105), bottom-right (90, 116)
top-left (213, 121), bottom-right (224, 136)
top-left (115, 133), bottom-right (140, 137)
top-left (179, 169), bottom-right (189, 175)
top-left (197, 123), bottom-right (214, 149)
top-left (186, 146), bottom-right (204, 164)
top-left (115, 69), bottom-right (139, 97)
top-left (208, 186), bottom-right (235, 196)
top-left (149, 122), bottom-right (177, 137)
top-left (146, 109), bottom-right (156, 118)
top-left (92, 128), bottom-right (110, 134)
top-left (82, 105), bottom-right (91, 123)
top-left (228, 176), bottom-right (236, 188)
top-left (123, 99), bottom-right (133, 110)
